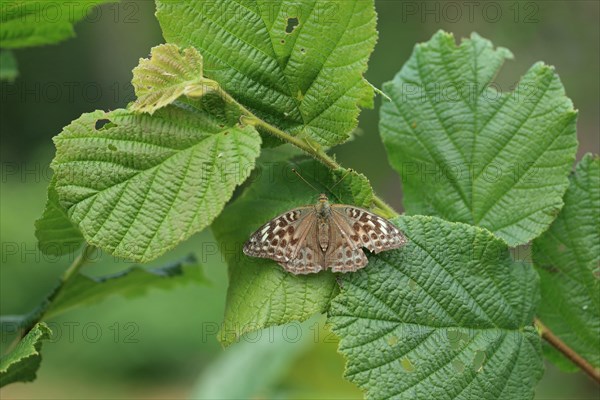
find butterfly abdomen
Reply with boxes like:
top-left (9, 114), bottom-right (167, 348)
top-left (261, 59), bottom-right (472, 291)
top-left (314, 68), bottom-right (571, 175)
top-left (317, 219), bottom-right (330, 252)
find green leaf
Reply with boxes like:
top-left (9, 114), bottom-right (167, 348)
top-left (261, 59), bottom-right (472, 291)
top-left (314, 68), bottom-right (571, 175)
top-left (192, 317), bottom-right (316, 399)
top-left (0, 255), bottom-right (205, 345)
top-left (331, 169), bottom-right (374, 210)
top-left (0, 49), bottom-right (18, 81)
top-left (45, 254), bottom-right (206, 319)
top-left (380, 31), bottom-right (578, 246)
top-left (131, 44), bottom-right (219, 114)
top-left (0, 323), bottom-right (51, 387)
top-left (51, 103), bottom-right (261, 262)
top-left (253, 143), bottom-right (304, 165)
top-left (532, 154), bottom-right (600, 370)
top-left (0, 1), bottom-right (116, 48)
top-left (211, 160), bottom-right (374, 346)
top-left (34, 177), bottom-right (84, 256)
top-left (156, 0), bottom-right (377, 147)
top-left (329, 215), bottom-right (543, 400)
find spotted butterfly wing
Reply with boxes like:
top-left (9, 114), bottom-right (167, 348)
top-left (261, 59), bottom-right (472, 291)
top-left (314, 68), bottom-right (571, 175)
top-left (281, 221), bottom-right (326, 274)
top-left (325, 205), bottom-right (407, 272)
top-left (323, 217), bottom-right (368, 273)
top-left (243, 198), bottom-right (407, 274)
top-left (331, 205), bottom-right (407, 254)
top-left (243, 207), bottom-right (325, 274)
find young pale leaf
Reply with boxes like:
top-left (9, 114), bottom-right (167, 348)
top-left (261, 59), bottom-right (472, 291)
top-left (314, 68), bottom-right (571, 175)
top-left (44, 254), bottom-right (206, 319)
top-left (0, 323), bottom-right (51, 387)
top-left (0, 50), bottom-right (18, 81)
top-left (380, 31), bottom-right (578, 246)
top-left (35, 177), bottom-right (84, 256)
top-left (0, 1), bottom-right (115, 48)
top-left (156, 0), bottom-right (377, 147)
top-left (329, 216), bottom-right (543, 400)
top-left (131, 44), bottom-right (219, 114)
top-left (51, 104), bottom-right (261, 262)
top-left (211, 160), bottom-right (374, 346)
top-left (533, 154), bottom-right (600, 370)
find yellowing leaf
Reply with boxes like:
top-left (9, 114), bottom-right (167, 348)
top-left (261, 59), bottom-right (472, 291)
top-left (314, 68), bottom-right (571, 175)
top-left (131, 44), bottom-right (219, 114)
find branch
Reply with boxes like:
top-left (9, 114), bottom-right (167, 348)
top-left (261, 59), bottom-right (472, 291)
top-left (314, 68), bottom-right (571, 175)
top-left (534, 317), bottom-right (600, 384)
top-left (20, 244), bottom-right (96, 337)
top-left (218, 90), bottom-right (399, 219)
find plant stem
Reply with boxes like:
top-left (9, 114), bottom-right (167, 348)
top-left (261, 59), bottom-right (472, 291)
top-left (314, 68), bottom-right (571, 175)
top-left (253, 118), bottom-right (399, 218)
top-left (20, 244), bottom-right (96, 337)
top-left (252, 119), bottom-right (338, 169)
top-left (60, 243), bottom-right (96, 286)
top-left (218, 90), bottom-right (399, 219)
top-left (534, 317), bottom-right (600, 384)
top-left (49, 243), bottom-right (96, 304)
top-left (371, 196), bottom-right (399, 219)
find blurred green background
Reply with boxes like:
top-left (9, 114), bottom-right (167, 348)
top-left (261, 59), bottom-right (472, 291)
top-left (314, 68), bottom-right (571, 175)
top-left (1, 1), bottom-right (598, 399)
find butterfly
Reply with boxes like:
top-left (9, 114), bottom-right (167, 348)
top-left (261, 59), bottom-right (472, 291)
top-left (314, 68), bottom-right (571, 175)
top-left (243, 193), bottom-right (407, 274)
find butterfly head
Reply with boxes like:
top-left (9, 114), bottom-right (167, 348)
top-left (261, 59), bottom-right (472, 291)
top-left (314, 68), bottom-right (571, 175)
top-left (316, 193), bottom-right (331, 216)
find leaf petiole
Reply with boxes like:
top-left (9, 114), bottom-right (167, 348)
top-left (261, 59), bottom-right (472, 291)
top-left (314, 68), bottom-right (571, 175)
top-left (218, 88), bottom-right (399, 218)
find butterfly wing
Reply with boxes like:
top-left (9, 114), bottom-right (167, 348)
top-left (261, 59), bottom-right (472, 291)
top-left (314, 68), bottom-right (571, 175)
top-left (331, 205), bottom-right (407, 254)
top-left (243, 206), bottom-right (325, 274)
top-left (324, 216), bottom-right (369, 273)
top-left (280, 219), bottom-right (326, 274)
top-left (243, 206), bottom-right (312, 262)
top-left (244, 203), bottom-right (406, 275)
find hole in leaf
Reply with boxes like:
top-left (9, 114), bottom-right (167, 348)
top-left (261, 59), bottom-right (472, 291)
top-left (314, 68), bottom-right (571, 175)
top-left (408, 279), bottom-right (417, 291)
top-left (285, 17), bottom-right (299, 33)
top-left (280, 39), bottom-right (286, 44)
top-left (446, 329), bottom-right (469, 350)
top-left (108, 144), bottom-right (117, 151)
top-left (95, 119), bottom-right (111, 130)
top-left (452, 360), bottom-right (465, 373)
top-left (223, 131), bottom-right (229, 136)
top-left (300, 48), bottom-right (306, 53)
top-left (472, 350), bottom-right (486, 372)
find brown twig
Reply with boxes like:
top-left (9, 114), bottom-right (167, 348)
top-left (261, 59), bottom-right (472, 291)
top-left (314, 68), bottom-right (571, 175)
top-left (535, 317), bottom-right (600, 384)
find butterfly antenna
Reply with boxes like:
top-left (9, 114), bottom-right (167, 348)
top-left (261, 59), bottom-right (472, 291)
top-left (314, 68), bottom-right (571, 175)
top-left (330, 169), bottom-right (353, 190)
top-left (291, 168), bottom-right (320, 193)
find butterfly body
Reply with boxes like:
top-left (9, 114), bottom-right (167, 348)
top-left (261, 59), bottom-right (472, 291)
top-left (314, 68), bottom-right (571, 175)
top-left (315, 193), bottom-right (332, 251)
top-left (243, 194), bottom-right (406, 274)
